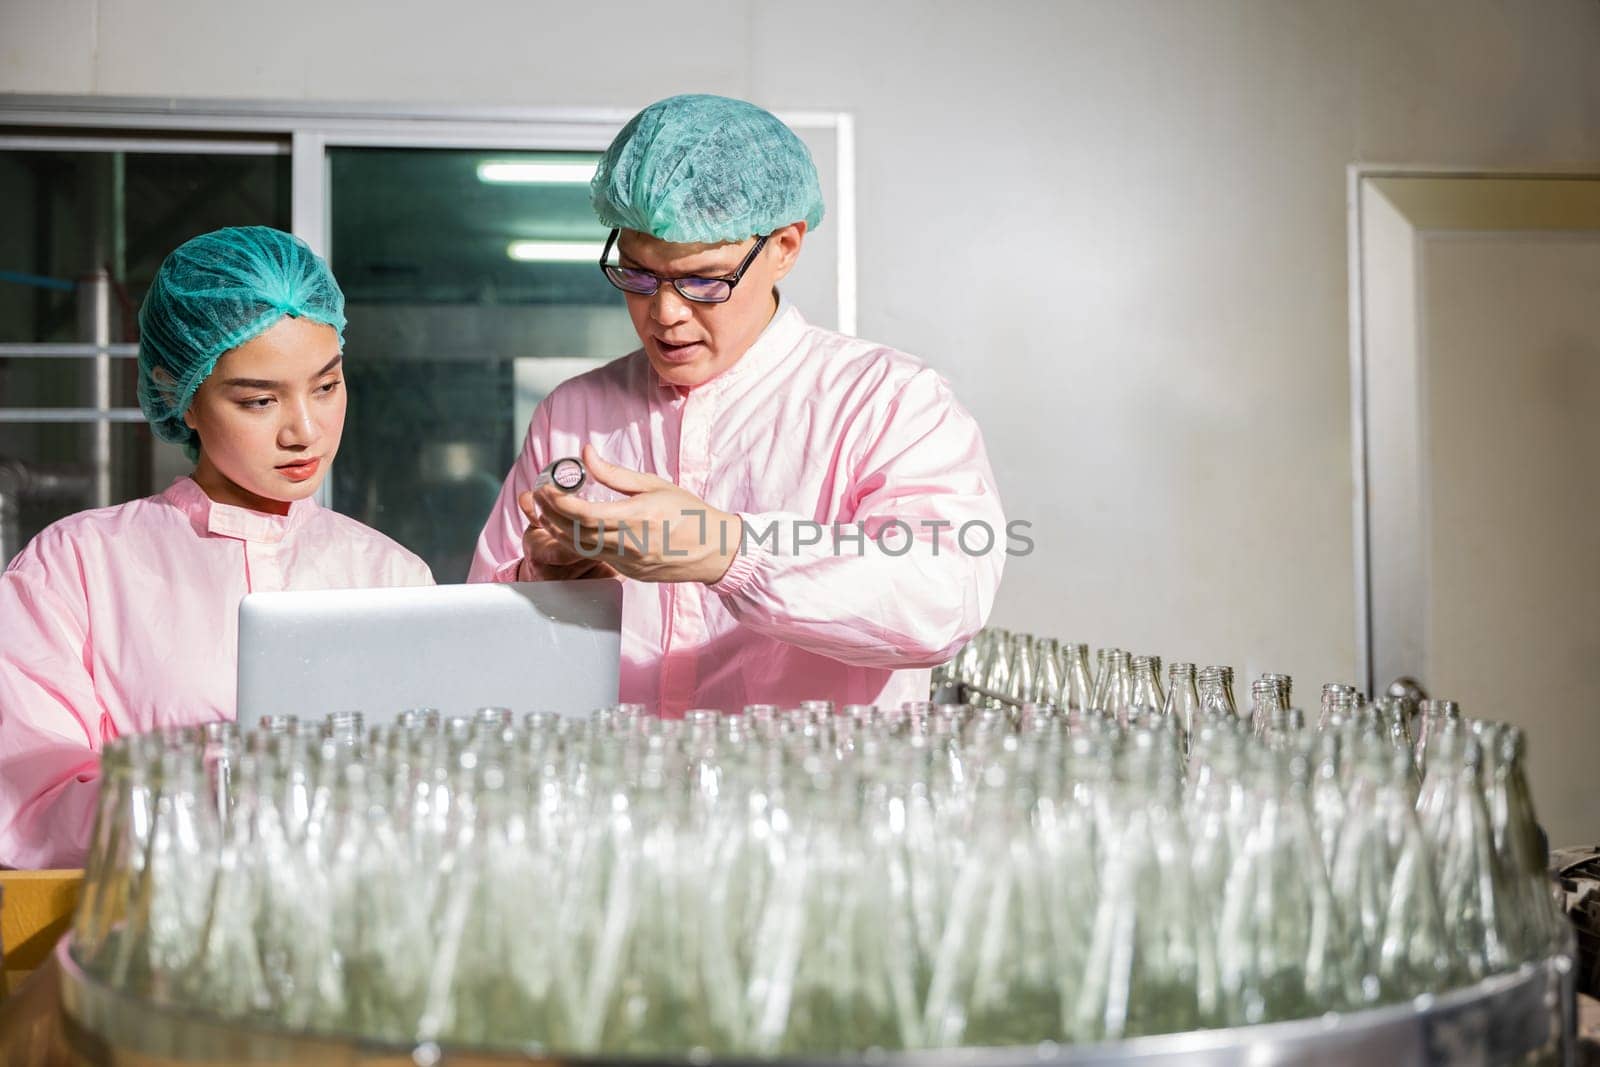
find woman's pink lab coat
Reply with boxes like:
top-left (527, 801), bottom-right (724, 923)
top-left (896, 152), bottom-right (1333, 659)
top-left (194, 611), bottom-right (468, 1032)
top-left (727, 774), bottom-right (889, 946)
top-left (0, 476), bottom-right (432, 868)
top-left (470, 304), bottom-right (1006, 715)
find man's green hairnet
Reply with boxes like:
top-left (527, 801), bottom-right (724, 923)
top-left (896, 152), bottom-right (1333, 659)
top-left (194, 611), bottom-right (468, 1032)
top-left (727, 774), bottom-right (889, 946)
top-left (137, 226), bottom-right (346, 460)
top-left (591, 94), bottom-right (825, 245)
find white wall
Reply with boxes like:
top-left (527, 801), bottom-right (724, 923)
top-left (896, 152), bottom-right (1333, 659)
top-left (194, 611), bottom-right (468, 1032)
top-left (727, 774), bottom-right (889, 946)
top-left (5, 0), bottom-right (1600, 702)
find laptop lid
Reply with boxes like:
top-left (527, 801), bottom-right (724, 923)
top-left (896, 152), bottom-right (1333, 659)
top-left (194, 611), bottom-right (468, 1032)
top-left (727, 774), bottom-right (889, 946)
top-left (236, 580), bottom-right (623, 729)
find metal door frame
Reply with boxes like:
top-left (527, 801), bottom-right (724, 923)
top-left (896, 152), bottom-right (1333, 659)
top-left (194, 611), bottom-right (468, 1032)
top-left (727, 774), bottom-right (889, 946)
top-left (1345, 163), bottom-right (1600, 696)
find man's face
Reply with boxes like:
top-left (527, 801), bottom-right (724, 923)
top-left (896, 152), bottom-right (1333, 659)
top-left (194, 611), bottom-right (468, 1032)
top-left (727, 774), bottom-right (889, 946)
top-left (616, 224), bottom-right (804, 390)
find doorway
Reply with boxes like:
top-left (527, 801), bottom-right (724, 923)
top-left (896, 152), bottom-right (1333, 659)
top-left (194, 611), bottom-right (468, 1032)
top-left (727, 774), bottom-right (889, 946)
top-left (1350, 170), bottom-right (1600, 847)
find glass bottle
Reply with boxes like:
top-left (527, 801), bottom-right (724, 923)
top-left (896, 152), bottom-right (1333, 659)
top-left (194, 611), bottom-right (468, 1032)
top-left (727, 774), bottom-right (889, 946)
top-left (1037, 637), bottom-right (1065, 706)
top-left (924, 758), bottom-right (1065, 1047)
top-left (1329, 744), bottom-right (1451, 1006)
top-left (1265, 673), bottom-right (1293, 711)
top-left (1248, 676), bottom-right (1283, 737)
top-left (1317, 683), bottom-right (1359, 733)
top-left (1258, 705), bottom-right (1304, 756)
top-left (418, 754), bottom-right (574, 1047)
top-left (1062, 643), bottom-right (1096, 725)
top-left (111, 739), bottom-right (221, 1001)
top-left (1089, 647), bottom-right (1112, 711)
top-left (981, 630), bottom-right (1014, 709)
top-left (199, 720), bottom-right (239, 821)
top-left (1487, 726), bottom-right (1567, 963)
top-left (1373, 697), bottom-right (1417, 780)
top-left (1097, 649), bottom-right (1134, 727)
top-left (1414, 717), bottom-right (1465, 857)
top-left (706, 746), bottom-right (804, 1054)
top-left (72, 738), bottom-right (138, 972)
top-left (951, 637), bottom-right (982, 693)
top-left (585, 746), bottom-right (716, 1053)
top-left (1307, 728), bottom-right (1344, 870)
top-left (1433, 734), bottom-right (1516, 982)
top-left (1129, 655), bottom-right (1166, 720)
top-left (1073, 732), bottom-right (1214, 1039)
top-left (184, 747), bottom-right (274, 1021)
top-left (1413, 699), bottom-right (1460, 778)
top-left (1163, 663), bottom-right (1201, 745)
top-left (1007, 633), bottom-right (1039, 705)
top-left (1198, 665), bottom-right (1239, 721)
top-left (339, 757), bottom-right (433, 1040)
top-left (1215, 750), bottom-right (1354, 1025)
top-left (1183, 721), bottom-right (1248, 933)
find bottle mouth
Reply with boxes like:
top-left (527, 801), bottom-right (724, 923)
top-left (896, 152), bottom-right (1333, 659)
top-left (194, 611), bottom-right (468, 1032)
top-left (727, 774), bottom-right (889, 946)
top-left (548, 456), bottom-right (586, 492)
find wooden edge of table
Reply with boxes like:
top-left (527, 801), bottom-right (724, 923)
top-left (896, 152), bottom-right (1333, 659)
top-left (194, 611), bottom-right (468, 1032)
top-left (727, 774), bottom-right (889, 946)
top-left (1, 870), bottom-right (84, 985)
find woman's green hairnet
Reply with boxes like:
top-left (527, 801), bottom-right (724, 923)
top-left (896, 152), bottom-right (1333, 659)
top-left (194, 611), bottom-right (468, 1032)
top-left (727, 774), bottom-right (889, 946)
top-left (137, 226), bottom-right (346, 460)
top-left (591, 94), bottom-right (825, 245)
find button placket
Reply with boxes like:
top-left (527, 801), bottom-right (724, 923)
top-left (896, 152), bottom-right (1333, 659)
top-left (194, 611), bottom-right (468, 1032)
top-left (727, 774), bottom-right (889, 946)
top-left (244, 542), bottom-right (286, 592)
top-left (679, 387), bottom-right (705, 498)
top-left (662, 387), bottom-right (715, 712)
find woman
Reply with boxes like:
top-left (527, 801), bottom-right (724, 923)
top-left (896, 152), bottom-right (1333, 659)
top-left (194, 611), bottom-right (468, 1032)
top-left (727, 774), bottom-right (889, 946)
top-left (0, 226), bottom-right (432, 869)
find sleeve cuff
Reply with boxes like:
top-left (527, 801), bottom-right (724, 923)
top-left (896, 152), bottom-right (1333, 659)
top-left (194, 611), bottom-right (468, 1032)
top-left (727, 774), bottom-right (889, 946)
top-left (494, 557), bottom-right (526, 583)
top-left (709, 515), bottom-right (767, 597)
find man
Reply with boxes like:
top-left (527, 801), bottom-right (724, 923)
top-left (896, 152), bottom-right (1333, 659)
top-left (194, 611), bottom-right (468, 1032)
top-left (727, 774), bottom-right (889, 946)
top-left (469, 94), bottom-right (1004, 714)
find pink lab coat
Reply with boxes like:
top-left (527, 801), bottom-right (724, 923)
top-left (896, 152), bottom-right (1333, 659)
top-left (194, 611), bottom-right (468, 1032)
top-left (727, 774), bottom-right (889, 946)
top-left (469, 303), bottom-right (1006, 716)
top-left (0, 476), bottom-right (432, 868)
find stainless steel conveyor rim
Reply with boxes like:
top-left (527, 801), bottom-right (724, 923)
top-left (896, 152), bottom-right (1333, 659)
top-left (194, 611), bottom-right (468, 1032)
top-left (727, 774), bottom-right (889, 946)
top-left (53, 935), bottom-right (1577, 1067)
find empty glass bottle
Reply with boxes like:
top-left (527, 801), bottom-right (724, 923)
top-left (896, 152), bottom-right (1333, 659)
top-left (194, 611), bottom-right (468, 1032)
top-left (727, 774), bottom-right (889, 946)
top-left (1089, 648), bottom-right (1112, 711)
top-left (1037, 637), bottom-right (1066, 706)
top-left (1061, 643), bottom-right (1096, 725)
top-left (980, 630), bottom-right (1014, 708)
top-left (1329, 743), bottom-right (1451, 1006)
top-left (1317, 683), bottom-right (1360, 732)
top-left (1074, 732), bottom-right (1215, 1040)
top-left (1248, 676), bottom-right (1284, 737)
top-left (1215, 750), bottom-right (1355, 1025)
top-left (1198, 665), bottom-right (1239, 721)
top-left (1163, 663), bottom-right (1201, 747)
top-left (1093, 649), bottom-right (1135, 726)
top-left (1129, 655), bottom-right (1167, 720)
top-left (1484, 725), bottom-right (1568, 963)
top-left (1006, 634), bottom-right (1039, 706)
top-left (1413, 699), bottom-right (1461, 778)
top-left (925, 758), bottom-right (1065, 1047)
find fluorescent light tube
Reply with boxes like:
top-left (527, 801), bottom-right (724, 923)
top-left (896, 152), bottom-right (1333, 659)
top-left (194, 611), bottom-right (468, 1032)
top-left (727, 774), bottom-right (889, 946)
top-left (506, 240), bottom-right (606, 263)
top-left (478, 161), bottom-right (597, 185)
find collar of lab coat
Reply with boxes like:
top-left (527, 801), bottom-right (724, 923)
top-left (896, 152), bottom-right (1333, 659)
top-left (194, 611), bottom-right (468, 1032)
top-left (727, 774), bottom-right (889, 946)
top-left (162, 475), bottom-right (318, 544)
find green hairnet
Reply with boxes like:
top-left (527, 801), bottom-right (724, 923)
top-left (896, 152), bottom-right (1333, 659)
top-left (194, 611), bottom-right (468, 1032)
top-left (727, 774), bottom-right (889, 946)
top-left (137, 226), bottom-right (346, 459)
top-left (592, 94), bottom-right (825, 245)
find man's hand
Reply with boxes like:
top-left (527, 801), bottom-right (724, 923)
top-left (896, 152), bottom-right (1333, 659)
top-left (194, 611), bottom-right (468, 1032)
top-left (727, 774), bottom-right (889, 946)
top-left (534, 444), bottom-right (741, 585)
top-left (517, 490), bottom-right (620, 581)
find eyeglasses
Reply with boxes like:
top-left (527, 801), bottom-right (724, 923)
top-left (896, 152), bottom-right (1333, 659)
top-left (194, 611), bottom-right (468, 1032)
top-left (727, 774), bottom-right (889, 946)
top-left (599, 229), bottom-right (771, 304)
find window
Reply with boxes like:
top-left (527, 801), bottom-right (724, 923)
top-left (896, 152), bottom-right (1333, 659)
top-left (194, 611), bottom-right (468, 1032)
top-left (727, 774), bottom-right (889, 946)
top-left (327, 147), bottom-right (630, 579)
top-left (0, 140), bottom-right (290, 562)
top-left (0, 98), bottom-right (853, 578)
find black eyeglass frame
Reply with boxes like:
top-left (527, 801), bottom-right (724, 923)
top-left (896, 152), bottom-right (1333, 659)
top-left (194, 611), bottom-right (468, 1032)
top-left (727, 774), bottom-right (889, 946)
top-left (598, 229), bottom-right (772, 304)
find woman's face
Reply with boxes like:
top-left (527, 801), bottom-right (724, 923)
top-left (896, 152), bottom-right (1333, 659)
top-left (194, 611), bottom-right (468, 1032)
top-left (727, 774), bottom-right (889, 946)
top-left (183, 316), bottom-right (346, 515)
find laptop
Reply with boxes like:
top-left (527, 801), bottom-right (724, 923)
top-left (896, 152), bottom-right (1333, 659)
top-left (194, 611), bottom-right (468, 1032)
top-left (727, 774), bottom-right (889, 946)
top-left (236, 580), bottom-right (623, 729)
